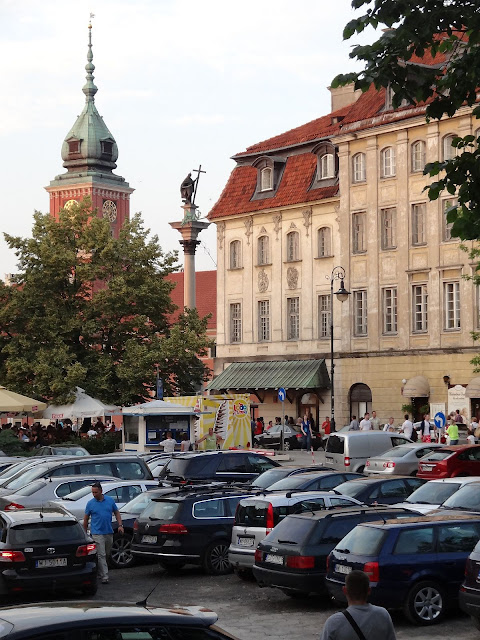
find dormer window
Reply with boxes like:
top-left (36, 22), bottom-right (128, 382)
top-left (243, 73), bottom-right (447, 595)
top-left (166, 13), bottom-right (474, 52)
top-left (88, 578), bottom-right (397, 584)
top-left (260, 167), bottom-right (273, 191)
top-left (319, 153), bottom-right (335, 179)
top-left (310, 141), bottom-right (338, 189)
top-left (101, 140), bottom-right (113, 156)
top-left (68, 140), bottom-right (80, 154)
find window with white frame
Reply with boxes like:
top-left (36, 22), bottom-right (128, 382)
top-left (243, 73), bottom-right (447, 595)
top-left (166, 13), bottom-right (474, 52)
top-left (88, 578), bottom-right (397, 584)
top-left (380, 207), bottom-right (396, 250)
top-left (412, 203), bottom-right (426, 245)
top-left (444, 281), bottom-right (460, 330)
top-left (443, 134), bottom-right (458, 161)
top-left (352, 153), bottom-right (366, 183)
top-left (412, 284), bottom-right (428, 332)
top-left (319, 153), bottom-right (335, 179)
top-left (382, 287), bottom-right (397, 334)
top-left (318, 227), bottom-right (331, 257)
top-left (229, 240), bottom-right (242, 269)
top-left (352, 212), bottom-right (366, 253)
top-left (286, 231), bottom-right (300, 261)
top-left (230, 303), bottom-right (242, 343)
top-left (411, 140), bottom-right (426, 173)
top-left (443, 198), bottom-right (458, 241)
top-left (381, 147), bottom-right (396, 178)
top-left (318, 294), bottom-right (331, 339)
top-left (257, 235), bottom-right (269, 265)
top-left (353, 290), bottom-right (368, 336)
top-left (260, 167), bottom-right (273, 191)
top-left (258, 300), bottom-right (270, 341)
top-left (287, 297), bottom-right (299, 340)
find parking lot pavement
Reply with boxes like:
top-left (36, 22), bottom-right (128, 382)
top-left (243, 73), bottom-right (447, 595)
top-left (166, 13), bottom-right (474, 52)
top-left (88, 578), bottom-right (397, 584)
top-left (94, 564), bottom-right (479, 640)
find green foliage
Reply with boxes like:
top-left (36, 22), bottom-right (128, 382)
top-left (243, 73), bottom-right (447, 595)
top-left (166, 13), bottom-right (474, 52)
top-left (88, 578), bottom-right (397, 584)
top-left (335, 1), bottom-right (480, 240)
top-left (401, 403), bottom-right (414, 415)
top-left (66, 435), bottom-right (121, 455)
top-left (0, 200), bottom-right (212, 405)
top-left (0, 430), bottom-right (28, 456)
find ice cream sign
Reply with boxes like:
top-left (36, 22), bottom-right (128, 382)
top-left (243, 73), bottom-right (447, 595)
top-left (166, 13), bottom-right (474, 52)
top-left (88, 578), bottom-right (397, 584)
top-left (233, 401), bottom-right (248, 416)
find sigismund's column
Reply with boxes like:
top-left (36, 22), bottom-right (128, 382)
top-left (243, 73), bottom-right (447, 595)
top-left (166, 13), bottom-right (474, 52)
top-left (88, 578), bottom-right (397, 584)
top-left (169, 169), bottom-right (209, 309)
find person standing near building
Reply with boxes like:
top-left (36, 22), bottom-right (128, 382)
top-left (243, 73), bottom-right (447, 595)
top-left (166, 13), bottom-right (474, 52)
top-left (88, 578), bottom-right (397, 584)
top-left (419, 414), bottom-right (434, 443)
top-left (196, 427), bottom-right (221, 450)
top-left (359, 412), bottom-right (372, 431)
top-left (320, 570), bottom-right (396, 640)
top-left (321, 416), bottom-right (331, 437)
top-left (446, 419), bottom-right (459, 445)
top-left (370, 411), bottom-right (381, 431)
top-left (349, 416), bottom-right (359, 431)
top-left (301, 413), bottom-right (313, 451)
top-left (401, 414), bottom-right (414, 440)
top-left (383, 417), bottom-right (395, 431)
top-left (159, 431), bottom-right (176, 453)
top-left (83, 482), bottom-right (123, 585)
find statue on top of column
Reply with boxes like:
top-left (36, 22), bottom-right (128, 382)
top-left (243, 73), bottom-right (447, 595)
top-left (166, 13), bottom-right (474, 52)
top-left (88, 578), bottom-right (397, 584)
top-left (180, 173), bottom-right (196, 205)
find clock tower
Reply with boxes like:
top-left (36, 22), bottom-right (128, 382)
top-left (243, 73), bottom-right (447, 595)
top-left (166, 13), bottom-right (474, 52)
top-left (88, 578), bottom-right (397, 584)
top-left (45, 22), bottom-right (133, 234)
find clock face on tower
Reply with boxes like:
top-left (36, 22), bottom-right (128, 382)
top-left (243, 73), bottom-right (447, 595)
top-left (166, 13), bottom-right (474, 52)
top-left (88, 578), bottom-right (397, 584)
top-left (64, 199), bottom-right (78, 211)
top-left (102, 200), bottom-right (117, 222)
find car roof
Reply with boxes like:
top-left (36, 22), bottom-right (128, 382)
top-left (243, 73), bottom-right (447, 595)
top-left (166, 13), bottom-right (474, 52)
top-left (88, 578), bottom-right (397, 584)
top-left (276, 471), bottom-right (343, 479)
top-left (337, 476), bottom-right (414, 485)
top-left (360, 513), bottom-right (480, 529)
top-left (152, 488), bottom-right (253, 502)
top-left (240, 491), bottom-right (358, 505)
top-left (0, 602), bottom-right (218, 637)
top-left (434, 444), bottom-right (480, 452)
top-left (329, 431), bottom-right (409, 438)
top-left (426, 476), bottom-right (480, 484)
top-left (1, 508), bottom-right (78, 524)
top-left (282, 505), bottom-right (412, 522)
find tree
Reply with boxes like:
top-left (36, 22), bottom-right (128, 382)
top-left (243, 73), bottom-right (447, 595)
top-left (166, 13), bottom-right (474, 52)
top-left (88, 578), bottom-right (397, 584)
top-left (332, 0), bottom-right (480, 240)
top-left (0, 200), bottom-right (212, 405)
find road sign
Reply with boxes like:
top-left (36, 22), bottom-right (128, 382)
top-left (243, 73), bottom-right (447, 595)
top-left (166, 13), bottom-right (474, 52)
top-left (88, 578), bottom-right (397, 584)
top-left (278, 388), bottom-right (286, 402)
top-left (434, 412), bottom-right (446, 430)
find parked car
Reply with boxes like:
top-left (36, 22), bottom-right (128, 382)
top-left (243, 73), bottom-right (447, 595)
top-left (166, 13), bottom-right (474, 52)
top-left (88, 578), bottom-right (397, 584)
top-left (158, 451), bottom-right (279, 485)
top-left (417, 444), bottom-right (480, 479)
top-left (49, 479), bottom-right (159, 520)
top-left (229, 491), bottom-right (363, 578)
top-left (324, 431), bottom-right (412, 473)
top-left (250, 465), bottom-right (333, 490)
top-left (254, 425), bottom-right (323, 451)
top-left (325, 513), bottom-right (480, 625)
top-left (459, 537), bottom-right (480, 630)
top-left (0, 601), bottom-right (233, 640)
top-left (132, 487), bottom-right (253, 575)
top-left (0, 475), bottom-right (117, 511)
top-left (435, 480), bottom-right (480, 513)
top-left (252, 505), bottom-right (418, 598)
top-left (365, 442), bottom-right (445, 476)
top-left (393, 477), bottom-right (480, 514)
top-left (333, 476), bottom-right (425, 505)
top-left (266, 471), bottom-right (363, 493)
top-left (0, 458), bottom-right (55, 487)
top-left (0, 507), bottom-right (97, 596)
top-left (33, 445), bottom-right (90, 457)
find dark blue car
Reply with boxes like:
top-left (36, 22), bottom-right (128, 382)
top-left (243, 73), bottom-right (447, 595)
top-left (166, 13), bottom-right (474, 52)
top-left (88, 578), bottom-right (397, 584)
top-left (326, 514), bottom-right (480, 626)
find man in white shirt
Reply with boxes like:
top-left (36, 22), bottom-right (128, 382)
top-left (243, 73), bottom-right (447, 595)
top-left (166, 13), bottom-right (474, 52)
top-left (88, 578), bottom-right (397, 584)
top-left (359, 412), bottom-right (372, 431)
top-left (159, 431), bottom-right (176, 453)
top-left (383, 417), bottom-right (395, 431)
top-left (401, 414), bottom-right (414, 440)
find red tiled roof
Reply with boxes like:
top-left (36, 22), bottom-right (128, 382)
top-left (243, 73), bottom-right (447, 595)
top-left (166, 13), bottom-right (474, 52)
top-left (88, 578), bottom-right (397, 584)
top-left (209, 154), bottom-right (338, 220)
top-left (166, 270), bottom-right (216, 329)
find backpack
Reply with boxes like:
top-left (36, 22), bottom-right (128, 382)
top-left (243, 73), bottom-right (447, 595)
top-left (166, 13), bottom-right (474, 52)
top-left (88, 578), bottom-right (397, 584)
top-left (410, 427), bottom-right (418, 442)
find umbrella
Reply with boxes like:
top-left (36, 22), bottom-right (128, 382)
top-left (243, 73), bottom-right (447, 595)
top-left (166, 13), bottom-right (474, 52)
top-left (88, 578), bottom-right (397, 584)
top-left (43, 387), bottom-right (119, 421)
top-left (0, 386), bottom-right (46, 413)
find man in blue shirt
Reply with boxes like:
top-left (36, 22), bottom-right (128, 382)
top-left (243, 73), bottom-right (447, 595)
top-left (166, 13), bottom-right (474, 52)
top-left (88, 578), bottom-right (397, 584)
top-left (83, 482), bottom-right (124, 584)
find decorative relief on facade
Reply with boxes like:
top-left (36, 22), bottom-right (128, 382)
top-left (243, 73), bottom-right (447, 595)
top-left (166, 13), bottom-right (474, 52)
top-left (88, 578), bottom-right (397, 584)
top-left (217, 222), bottom-right (225, 249)
top-left (258, 269), bottom-right (269, 292)
top-left (287, 267), bottom-right (299, 289)
top-left (351, 189), bottom-right (367, 209)
top-left (289, 222), bottom-right (297, 230)
top-left (302, 208), bottom-right (312, 237)
top-left (272, 214), bottom-right (282, 239)
top-left (259, 226), bottom-right (267, 235)
top-left (412, 252), bottom-right (428, 269)
top-left (379, 185), bottom-right (396, 203)
top-left (244, 217), bottom-right (253, 245)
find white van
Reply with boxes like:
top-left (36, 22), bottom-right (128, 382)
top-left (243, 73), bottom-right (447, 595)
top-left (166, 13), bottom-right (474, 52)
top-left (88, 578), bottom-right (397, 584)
top-left (324, 431), bottom-right (412, 473)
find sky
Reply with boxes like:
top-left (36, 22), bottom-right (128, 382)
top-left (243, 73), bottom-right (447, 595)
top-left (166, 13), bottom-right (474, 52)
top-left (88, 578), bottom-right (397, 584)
top-left (0, 0), bottom-right (368, 277)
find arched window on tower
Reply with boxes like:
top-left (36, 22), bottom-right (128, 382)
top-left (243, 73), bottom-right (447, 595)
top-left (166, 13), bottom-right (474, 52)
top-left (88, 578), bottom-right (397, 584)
top-left (257, 235), bottom-right (270, 265)
top-left (229, 240), bottom-right (242, 269)
top-left (286, 231), bottom-right (300, 262)
top-left (317, 227), bottom-right (332, 257)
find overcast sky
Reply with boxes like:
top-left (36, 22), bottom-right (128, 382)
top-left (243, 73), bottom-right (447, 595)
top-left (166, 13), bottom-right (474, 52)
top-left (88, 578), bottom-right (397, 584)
top-left (1, 0), bottom-right (366, 277)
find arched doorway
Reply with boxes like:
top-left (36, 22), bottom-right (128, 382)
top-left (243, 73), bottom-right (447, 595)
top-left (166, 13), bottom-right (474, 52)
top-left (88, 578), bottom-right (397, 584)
top-left (349, 383), bottom-right (372, 422)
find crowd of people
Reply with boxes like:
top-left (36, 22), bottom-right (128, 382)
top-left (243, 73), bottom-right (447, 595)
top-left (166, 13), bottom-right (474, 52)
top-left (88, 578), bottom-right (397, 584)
top-left (252, 413), bottom-right (333, 450)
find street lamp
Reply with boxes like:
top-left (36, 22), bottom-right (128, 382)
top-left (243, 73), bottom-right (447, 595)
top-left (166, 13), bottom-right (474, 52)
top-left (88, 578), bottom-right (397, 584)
top-left (326, 266), bottom-right (350, 432)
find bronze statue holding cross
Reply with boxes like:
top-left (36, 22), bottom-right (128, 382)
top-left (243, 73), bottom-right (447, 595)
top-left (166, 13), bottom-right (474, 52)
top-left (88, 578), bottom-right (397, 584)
top-left (180, 165), bottom-right (206, 206)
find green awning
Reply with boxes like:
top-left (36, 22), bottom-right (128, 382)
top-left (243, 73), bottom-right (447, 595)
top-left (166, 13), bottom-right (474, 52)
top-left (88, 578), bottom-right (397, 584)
top-left (206, 359), bottom-right (330, 392)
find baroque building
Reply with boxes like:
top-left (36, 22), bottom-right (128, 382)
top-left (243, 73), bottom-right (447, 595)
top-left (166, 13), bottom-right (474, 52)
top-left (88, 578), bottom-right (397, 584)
top-left (207, 48), bottom-right (480, 428)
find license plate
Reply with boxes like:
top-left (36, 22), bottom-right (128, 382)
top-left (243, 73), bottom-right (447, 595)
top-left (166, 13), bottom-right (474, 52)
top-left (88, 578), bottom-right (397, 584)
top-left (237, 537), bottom-right (255, 547)
top-left (325, 456), bottom-right (333, 463)
top-left (335, 564), bottom-right (352, 575)
top-left (141, 535), bottom-right (157, 544)
top-left (265, 553), bottom-right (284, 565)
top-left (420, 464), bottom-right (434, 471)
top-left (36, 558), bottom-right (67, 568)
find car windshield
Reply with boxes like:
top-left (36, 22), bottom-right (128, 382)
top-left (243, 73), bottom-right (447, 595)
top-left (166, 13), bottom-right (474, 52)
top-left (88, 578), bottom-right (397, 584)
top-left (441, 483), bottom-right (480, 511)
top-left (405, 482), bottom-right (461, 504)
top-left (141, 499), bottom-right (181, 521)
top-left (121, 492), bottom-right (154, 515)
top-left (0, 459), bottom-right (36, 479)
top-left (13, 479), bottom-right (47, 497)
top-left (265, 515), bottom-right (315, 544)
top-left (422, 451), bottom-right (454, 461)
top-left (9, 521), bottom-right (83, 544)
top-left (375, 446), bottom-right (412, 459)
top-left (334, 481), bottom-right (368, 498)
top-left (63, 485), bottom-right (95, 501)
top-left (4, 465), bottom-right (50, 491)
top-left (251, 469), bottom-right (290, 488)
top-left (335, 524), bottom-right (386, 555)
top-left (159, 457), bottom-right (206, 478)
top-left (267, 475), bottom-right (320, 491)
top-left (53, 447), bottom-right (88, 456)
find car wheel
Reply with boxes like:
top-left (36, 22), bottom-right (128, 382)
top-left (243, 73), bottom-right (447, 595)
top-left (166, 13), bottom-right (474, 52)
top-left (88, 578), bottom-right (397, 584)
top-left (158, 558), bottom-right (186, 571)
top-left (404, 580), bottom-right (446, 625)
top-left (281, 590), bottom-right (310, 599)
top-left (356, 466), bottom-right (365, 474)
top-left (234, 568), bottom-right (255, 581)
top-left (81, 582), bottom-right (98, 596)
top-left (108, 533), bottom-right (135, 569)
top-left (203, 540), bottom-right (232, 575)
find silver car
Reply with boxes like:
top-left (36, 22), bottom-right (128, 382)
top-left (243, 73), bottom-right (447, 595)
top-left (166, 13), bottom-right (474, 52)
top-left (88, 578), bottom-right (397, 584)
top-left (365, 442), bottom-right (445, 476)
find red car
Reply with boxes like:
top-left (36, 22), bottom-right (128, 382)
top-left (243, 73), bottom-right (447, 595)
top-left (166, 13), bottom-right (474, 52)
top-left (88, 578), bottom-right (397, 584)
top-left (417, 444), bottom-right (480, 479)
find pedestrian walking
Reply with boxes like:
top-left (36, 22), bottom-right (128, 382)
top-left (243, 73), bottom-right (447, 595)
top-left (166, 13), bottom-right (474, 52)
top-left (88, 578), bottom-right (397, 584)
top-left (301, 413), bottom-right (312, 451)
top-left (383, 417), bottom-right (395, 431)
top-left (446, 419), bottom-right (459, 445)
top-left (159, 430), bottom-right (176, 453)
top-left (83, 482), bottom-right (123, 585)
top-left (401, 414), bottom-right (413, 440)
top-left (320, 570), bottom-right (396, 640)
top-left (349, 416), bottom-right (359, 431)
top-left (196, 427), bottom-right (221, 450)
top-left (359, 413), bottom-right (372, 431)
top-left (370, 411), bottom-right (381, 431)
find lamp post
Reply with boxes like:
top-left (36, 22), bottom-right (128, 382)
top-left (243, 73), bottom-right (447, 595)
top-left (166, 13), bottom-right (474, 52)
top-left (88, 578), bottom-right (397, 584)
top-left (326, 266), bottom-right (350, 433)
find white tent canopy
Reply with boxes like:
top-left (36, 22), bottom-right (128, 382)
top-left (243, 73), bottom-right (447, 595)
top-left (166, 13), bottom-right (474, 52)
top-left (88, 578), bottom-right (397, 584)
top-left (122, 399), bottom-right (199, 416)
top-left (43, 387), bottom-right (120, 421)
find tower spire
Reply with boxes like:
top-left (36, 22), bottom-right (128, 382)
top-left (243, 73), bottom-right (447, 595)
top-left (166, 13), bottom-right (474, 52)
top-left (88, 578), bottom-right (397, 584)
top-left (83, 17), bottom-right (98, 102)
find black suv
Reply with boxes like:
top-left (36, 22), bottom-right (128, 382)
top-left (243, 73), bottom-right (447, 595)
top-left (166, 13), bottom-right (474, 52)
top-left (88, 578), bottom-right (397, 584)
top-left (131, 487), bottom-right (253, 574)
top-left (253, 505), bottom-right (418, 598)
top-left (0, 508), bottom-right (97, 596)
top-left (158, 451), bottom-right (279, 485)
